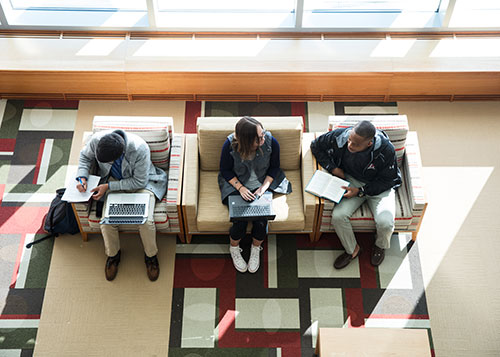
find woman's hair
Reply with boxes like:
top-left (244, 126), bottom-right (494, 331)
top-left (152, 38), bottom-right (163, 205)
top-left (232, 116), bottom-right (263, 160)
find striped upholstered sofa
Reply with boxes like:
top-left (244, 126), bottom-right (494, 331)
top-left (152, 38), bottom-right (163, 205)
top-left (315, 115), bottom-right (427, 241)
top-left (72, 116), bottom-right (185, 241)
top-left (182, 116), bottom-right (318, 243)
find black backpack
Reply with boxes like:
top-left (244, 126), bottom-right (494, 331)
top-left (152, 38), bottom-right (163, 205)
top-left (26, 188), bottom-right (80, 248)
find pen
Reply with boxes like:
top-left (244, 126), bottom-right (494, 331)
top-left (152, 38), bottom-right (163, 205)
top-left (77, 177), bottom-right (86, 190)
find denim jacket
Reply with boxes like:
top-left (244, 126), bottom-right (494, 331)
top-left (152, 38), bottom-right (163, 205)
top-left (218, 131), bottom-right (291, 202)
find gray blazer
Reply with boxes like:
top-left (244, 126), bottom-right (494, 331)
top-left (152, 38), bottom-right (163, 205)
top-left (77, 129), bottom-right (168, 200)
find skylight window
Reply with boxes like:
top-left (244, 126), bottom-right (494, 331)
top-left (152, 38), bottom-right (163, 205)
top-left (155, 0), bottom-right (296, 28)
top-left (10, 0), bottom-right (146, 11)
top-left (2, 0), bottom-right (148, 27)
top-left (304, 0), bottom-right (441, 12)
top-left (449, 0), bottom-right (500, 27)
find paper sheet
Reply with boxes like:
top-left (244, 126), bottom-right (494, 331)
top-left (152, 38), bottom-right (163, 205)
top-left (62, 175), bottom-right (101, 202)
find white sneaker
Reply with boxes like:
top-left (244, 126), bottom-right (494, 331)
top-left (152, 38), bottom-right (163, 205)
top-left (230, 246), bottom-right (247, 273)
top-left (248, 245), bottom-right (263, 273)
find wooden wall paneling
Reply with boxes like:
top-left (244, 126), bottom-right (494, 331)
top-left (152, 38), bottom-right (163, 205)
top-left (0, 70), bottom-right (128, 96)
top-left (1, 70), bottom-right (500, 101)
top-left (124, 72), bottom-right (394, 96)
top-left (390, 72), bottom-right (500, 96)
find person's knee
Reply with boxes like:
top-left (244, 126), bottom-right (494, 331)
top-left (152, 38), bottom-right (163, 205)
top-left (100, 224), bottom-right (118, 233)
top-left (376, 213), bottom-right (394, 232)
top-left (332, 209), bottom-right (350, 225)
top-left (252, 220), bottom-right (267, 240)
top-left (230, 221), bottom-right (247, 240)
top-left (145, 220), bottom-right (155, 229)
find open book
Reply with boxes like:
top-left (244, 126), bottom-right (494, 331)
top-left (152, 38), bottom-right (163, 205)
top-left (305, 170), bottom-right (350, 203)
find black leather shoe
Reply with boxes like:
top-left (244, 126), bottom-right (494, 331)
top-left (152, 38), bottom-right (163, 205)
top-left (105, 250), bottom-right (121, 281)
top-left (145, 254), bottom-right (160, 281)
top-left (334, 248), bottom-right (361, 270)
top-left (371, 245), bottom-right (385, 266)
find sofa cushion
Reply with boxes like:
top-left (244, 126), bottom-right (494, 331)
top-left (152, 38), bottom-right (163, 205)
top-left (196, 169), bottom-right (305, 232)
top-left (93, 116), bottom-right (172, 170)
top-left (197, 117), bottom-right (303, 171)
top-left (328, 115), bottom-right (408, 166)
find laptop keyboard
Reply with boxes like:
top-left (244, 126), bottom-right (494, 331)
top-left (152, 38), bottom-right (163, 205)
top-left (109, 203), bottom-right (146, 216)
top-left (232, 205), bottom-right (271, 217)
top-left (108, 217), bottom-right (146, 225)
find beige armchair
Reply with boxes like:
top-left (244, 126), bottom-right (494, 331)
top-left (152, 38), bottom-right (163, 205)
top-left (315, 115), bottom-right (427, 241)
top-left (72, 116), bottom-right (185, 242)
top-left (182, 116), bottom-right (318, 243)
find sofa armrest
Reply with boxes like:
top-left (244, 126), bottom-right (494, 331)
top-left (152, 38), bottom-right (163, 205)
top-left (165, 134), bottom-right (185, 231)
top-left (301, 132), bottom-right (319, 232)
top-left (182, 134), bottom-right (199, 234)
top-left (403, 131), bottom-right (427, 231)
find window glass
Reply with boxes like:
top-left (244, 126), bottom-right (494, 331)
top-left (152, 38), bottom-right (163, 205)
top-left (304, 0), bottom-right (442, 12)
top-left (449, 0), bottom-right (500, 27)
top-left (155, 0), bottom-right (295, 28)
top-left (157, 0), bottom-right (295, 11)
top-left (10, 0), bottom-right (146, 11)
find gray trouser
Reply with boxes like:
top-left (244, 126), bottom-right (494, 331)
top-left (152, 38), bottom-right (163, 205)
top-left (100, 188), bottom-right (158, 258)
top-left (331, 175), bottom-right (395, 255)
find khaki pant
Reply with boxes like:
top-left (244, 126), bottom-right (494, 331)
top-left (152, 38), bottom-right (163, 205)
top-left (331, 174), bottom-right (396, 255)
top-left (100, 188), bottom-right (157, 258)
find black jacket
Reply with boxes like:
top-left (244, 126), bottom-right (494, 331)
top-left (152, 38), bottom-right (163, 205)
top-left (310, 127), bottom-right (402, 196)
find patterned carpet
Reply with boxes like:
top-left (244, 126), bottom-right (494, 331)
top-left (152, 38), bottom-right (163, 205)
top-left (0, 99), bottom-right (433, 356)
top-left (169, 233), bottom-right (432, 356)
top-left (0, 99), bottom-right (78, 356)
top-left (170, 101), bottom-right (433, 356)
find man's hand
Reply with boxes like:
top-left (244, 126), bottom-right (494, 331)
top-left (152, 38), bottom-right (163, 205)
top-left (239, 186), bottom-right (256, 201)
top-left (76, 177), bottom-right (87, 192)
top-left (331, 168), bottom-right (345, 179)
top-left (343, 186), bottom-right (360, 199)
top-left (91, 183), bottom-right (109, 201)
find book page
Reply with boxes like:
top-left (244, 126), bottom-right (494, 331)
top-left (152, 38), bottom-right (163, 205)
top-left (305, 170), bottom-right (333, 197)
top-left (323, 175), bottom-right (350, 203)
top-left (62, 175), bottom-right (101, 202)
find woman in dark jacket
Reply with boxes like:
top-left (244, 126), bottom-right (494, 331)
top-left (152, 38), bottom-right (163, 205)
top-left (218, 117), bottom-right (291, 273)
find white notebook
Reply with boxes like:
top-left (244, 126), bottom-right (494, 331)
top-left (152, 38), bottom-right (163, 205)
top-left (62, 175), bottom-right (101, 202)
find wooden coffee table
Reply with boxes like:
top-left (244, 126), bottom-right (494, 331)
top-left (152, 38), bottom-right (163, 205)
top-left (315, 327), bottom-right (431, 356)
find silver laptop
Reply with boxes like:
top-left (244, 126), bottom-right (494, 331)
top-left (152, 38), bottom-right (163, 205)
top-left (228, 192), bottom-right (276, 222)
top-left (100, 192), bottom-right (150, 225)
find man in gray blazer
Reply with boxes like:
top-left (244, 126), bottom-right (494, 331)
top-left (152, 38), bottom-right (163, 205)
top-left (76, 130), bottom-right (167, 282)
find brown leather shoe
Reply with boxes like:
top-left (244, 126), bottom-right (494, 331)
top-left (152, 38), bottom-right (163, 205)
top-left (105, 250), bottom-right (121, 281)
top-left (371, 245), bottom-right (385, 266)
top-left (145, 254), bottom-right (160, 281)
top-left (334, 247), bottom-right (361, 270)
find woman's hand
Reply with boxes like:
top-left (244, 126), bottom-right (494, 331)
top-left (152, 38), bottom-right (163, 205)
top-left (253, 185), bottom-right (267, 199)
top-left (239, 186), bottom-right (256, 201)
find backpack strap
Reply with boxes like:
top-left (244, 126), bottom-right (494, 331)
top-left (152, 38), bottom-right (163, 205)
top-left (26, 233), bottom-right (56, 249)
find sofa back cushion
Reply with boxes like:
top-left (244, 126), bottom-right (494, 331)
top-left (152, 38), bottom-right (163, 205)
top-left (328, 115), bottom-right (408, 165)
top-left (197, 117), bottom-right (303, 171)
top-left (93, 116), bottom-right (172, 170)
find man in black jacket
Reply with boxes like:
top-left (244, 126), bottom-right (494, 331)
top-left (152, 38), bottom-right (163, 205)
top-left (311, 120), bottom-right (401, 269)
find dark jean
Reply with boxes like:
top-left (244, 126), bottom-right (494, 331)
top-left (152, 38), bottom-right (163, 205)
top-left (223, 191), bottom-right (268, 241)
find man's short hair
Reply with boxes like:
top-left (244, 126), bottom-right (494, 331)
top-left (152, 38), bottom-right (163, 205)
top-left (96, 132), bottom-right (125, 162)
top-left (354, 120), bottom-right (376, 140)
